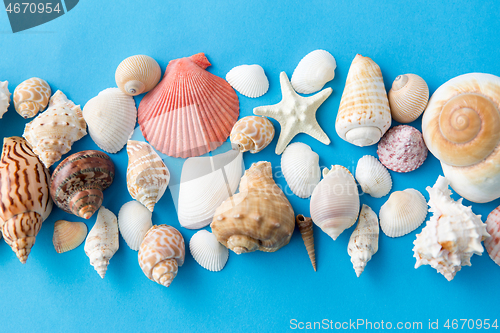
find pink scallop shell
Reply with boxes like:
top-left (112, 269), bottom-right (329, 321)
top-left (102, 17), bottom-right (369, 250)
top-left (485, 206), bottom-right (500, 266)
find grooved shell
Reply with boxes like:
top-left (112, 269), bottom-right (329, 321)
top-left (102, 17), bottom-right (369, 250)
top-left (296, 214), bottom-right (316, 271)
top-left (189, 230), bottom-right (229, 272)
top-left (53, 220), bottom-right (87, 253)
top-left (485, 206), bottom-right (500, 266)
top-left (388, 74), bottom-right (429, 123)
top-left (118, 201), bottom-right (153, 251)
top-left (13, 77), bottom-right (51, 118)
top-left (291, 49), bottom-right (336, 94)
top-left (0, 81), bottom-right (11, 119)
top-left (115, 55), bottom-right (162, 96)
top-left (230, 116), bottom-right (275, 153)
top-left (348, 204), bottom-right (379, 277)
top-left (226, 64), bottom-right (269, 98)
top-left (355, 155), bottom-right (392, 198)
top-left (281, 142), bottom-right (321, 198)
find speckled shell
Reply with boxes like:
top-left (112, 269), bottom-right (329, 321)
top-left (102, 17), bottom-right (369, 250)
top-left (226, 64), bottom-right (269, 98)
top-left (53, 220), bottom-right (87, 253)
top-left (23, 90), bottom-right (87, 168)
top-left (115, 55), bottom-right (162, 96)
top-left (13, 77), bottom-right (51, 118)
top-left (138, 225), bottom-right (185, 287)
top-left (0, 81), bottom-right (11, 119)
top-left (118, 201), bottom-right (153, 251)
top-left (189, 230), bottom-right (229, 272)
top-left (230, 116), bottom-right (275, 153)
top-left (355, 155), bottom-right (392, 198)
top-left (485, 206), bottom-right (500, 266)
top-left (50, 150), bottom-right (115, 220)
top-left (211, 161), bottom-right (295, 254)
top-left (348, 204), bottom-right (379, 277)
top-left (0, 137), bottom-right (53, 263)
top-left (296, 214), bottom-right (316, 271)
top-left (388, 74), bottom-right (429, 123)
top-left (291, 49), bottom-right (336, 94)
top-left (281, 142), bottom-right (321, 198)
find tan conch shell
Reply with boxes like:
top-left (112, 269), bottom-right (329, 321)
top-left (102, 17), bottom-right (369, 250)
top-left (13, 77), bottom-right (51, 118)
top-left (53, 220), bottom-right (87, 253)
top-left (0, 81), bottom-right (11, 119)
top-left (230, 116), bottom-right (275, 153)
top-left (296, 214), bottom-right (316, 271)
top-left (115, 55), bottom-right (162, 96)
top-left (0, 137), bottom-right (53, 263)
top-left (211, 161), bottom-right (295, 254)
top-left (348, 204), bottom-right (379, 277)
top-left (388, 74), bottom-right (429, 123)
top-left (336, 54), bottom-right (391, 147)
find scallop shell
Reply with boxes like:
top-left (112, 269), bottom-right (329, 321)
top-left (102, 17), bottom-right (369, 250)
top-left (377, 125), bottom-right (428, 173)
top-left (281, 142), bottom-right (321, 198)
top-left (13, 77), bottom-right (51, 118)
top-left (138, 53), bottom-right (239, 158)
top-left (226, 64), bottom-right (269, 98)
top-left (355, 155), bottom-right (392, 198)
top-left (189, 230), bottom-right (229, 272)
top-left (230, 116), bottom-right (275, 153)
top-left (0, 81), bottom-right (11, 119)
top-left (348, 204), bottom-right (379, 277)
top-left (379, 189), bottom-right (427, 237)
top-left (485, 206), bottom-right (500, 266)
top-left (118, 201), bottom-right (153, 251)
top-left (53, 220), bottom-right (87, 253)
top-left (388, 74), bottom-right (429, 123)
top-left (291, 49), bottom-right (336, 94)
top-left (296, 214), bottom-right (316, 271)
top-left (83, 88), bottom-right (137, 154)
top-left (115, 55), bottom-right (162, 96)
top-left (336, 54), bottom-right (391, 147)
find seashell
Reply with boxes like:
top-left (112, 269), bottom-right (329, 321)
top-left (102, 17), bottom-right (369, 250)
top-left (138, 224), bottom-right (185, 287)
top-left (118, 201), bottom-right (153, 251)
top-left (230, 116), bottom-right (275, 153)
top-left (138, 53), bottom-right (239, 158)
top-left (422, 73), bottom-right (500, 203)
top-left (377, 125), bottom-right (428, 173)
top-left (83, 88), bottom-right (137, 154)
top-left (348, 204), bottom-right (379, 277)
top-left (485, 206), bottom-right (500, 266)
top-left (23, 90), bottom-right (87, 168)
top-left (226, 64), bottom-right (269, 98)
top-left (13, 77), bottom-right (51, 118)
top-left (115, 55), bottom-right (162, 96)
top-left (50, 150), bottom-right (115, 220)
top-left (211, 161), bottom-right (295, 254)
top-left (355, 155), bottom-right (392, 198)
top-left (84, 206), bottom-right (119, 278)
top-left (388, 74), bottom-right (429, 123)
top-left (126, 140), bottom-right (170, 212)
top-left (189, 230), bottom-right (229, 272)
top-left (336, 54), bottom-right (391, 147)
top-left (296, 214), bottom-right (316, 271)
top-left (0, 137), bottom-right (53, 263)
top-left (379, 189), bottom-right (427, 237)
top-left (310, 165), bottom-right (360, 241)
top-left (291, 49), bottom-right (337, 94)
top-left (53, 220), bottom-right (87, 253)
top-left (281, 142), bottom-right (321, 198)
top-left (0, 81), bottom-right (11, 119)
top-left (413, 176), bottom-right (489, 281)
top-left (177, 148), bottom-right (243, 230)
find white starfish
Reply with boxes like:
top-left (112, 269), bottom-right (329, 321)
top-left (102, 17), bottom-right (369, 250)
top-left (253, 72), bottom-right (332, 154)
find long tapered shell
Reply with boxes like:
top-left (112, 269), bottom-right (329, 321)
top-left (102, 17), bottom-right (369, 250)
top-left (485, 206), bottom-right (500, 266)
top-left (138, 53), bottom-right (239, 158)
top-left (83, 88), bottom-right (137, 154)
top-left (115, 55), bottom-right (162, 96)
top-left (296, 214), bottom-right (316, 271)
top-left (336, 54), bottom-right (391, 147)
top-left (0, 81), bottom-right (11, 119)
top-left (348, 204), bottom-right (379, 277)
top-left (355, 155), bottom-right (392, 198)
top-left (118, 201), bottom-right (153, 251)
top-left (281, 142), bottom-right (321, 198)
top-left (388, 74), bottom-right (429, 123)
top-left (126, 140), bottom-right (170, 212)
top-left (189, 230), bottom-right (229, 272)
top-left (291, 50), bottom-right (336, 94)
top-left (226, 64), bottom-right (269, 98)
top-left (53, 220), bottom-right (87, 253)
top-left (13, 77), bottom-right (51, 118)
top-left (230, 116), bottom-right (275, 153)
top-left (138, 225), bottom-right (185, 287)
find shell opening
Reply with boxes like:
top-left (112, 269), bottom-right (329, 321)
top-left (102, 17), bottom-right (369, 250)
top-left (345, 127), bottom-right (382, 147)
top-left (227, 235), bottom-right (260, 254)
top-left (391, 75), bottom-right (409, 91)
top-left (124, 80), bottom-right (146, 96)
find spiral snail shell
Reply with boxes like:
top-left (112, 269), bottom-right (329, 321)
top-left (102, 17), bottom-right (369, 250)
top-left (115, 55), bottom-right (162, 96)
top-left (388, 74), bottom-right (429, 123)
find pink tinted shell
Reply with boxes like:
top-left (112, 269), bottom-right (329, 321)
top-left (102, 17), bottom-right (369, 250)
top-left (485, 206), bottom-right (500, 266)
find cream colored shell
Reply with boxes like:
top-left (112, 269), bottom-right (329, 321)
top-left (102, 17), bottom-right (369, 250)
top-left (230, 116), bottom-right (275, 153)
top-left (53, 220), bottom-right (87, 253)
top-left (355, 155), bottom-right (392, 198)
top-left (118, 201), bottom-right (152, 251)
top-left (115, 55), bottom-right (162, 96)
top-left (14, 77), bottom-right (51, 118)
top-left (0, 81), bottom-right (11, 119)
top-left (226, 64), bottom-right (269, 98)
top-left (388, 74), bottom-right (429, 123)
top-left (189, 230), bottom-right (229, 272)
top-left (485, 206), bottom-right (500, 266)
top-left (281, 142), bottom-right (321, 198)
top-left (348, 204), bottom-right (379, 277)
top-left (291, 49), bottom-right (336, 94)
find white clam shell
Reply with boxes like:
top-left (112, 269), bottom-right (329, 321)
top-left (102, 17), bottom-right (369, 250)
top-left (281, 142), bottom-right (320, 198)
top-left (83, 88), bottom-right (137, 154)
top-left (118, 201), bottom-right (153, 251)
top-left (189, 230), bottom-right (229, 272)
top-left (0, 81), bottom-right (11, 119)
top-left (348, 204), bottom-right (379, 277)
top-left (355, 155), bottom-right (392, 198)
top-left (291, 50), bottom-right (336, 94)
top-left (226, 64), bottom-right (269, 98)
top-left (115, 55), bottom-right (162, 96)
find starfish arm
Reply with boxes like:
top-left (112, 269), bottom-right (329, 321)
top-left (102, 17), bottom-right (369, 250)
top-left (304, 121), bottom-right (331, 145)
top-left (253, 103), bottom-right (287, 123)
top-left (307, 87), bottom-right (333, 109)
top-left (275, 125), bottom-right (300, 155)
top-left (279, 71), bottom-right (300, 101)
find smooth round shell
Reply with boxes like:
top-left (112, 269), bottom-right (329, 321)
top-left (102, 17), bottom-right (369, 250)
top-left (485, 206), bottom-right (500, 266)
top-left (118, 201), bottom-right (153, 251)
top-left (291, 50), bottom-right (336, 94)
top-left (115, 55), bottom-right (161, 96)
top-left (189, 230), bottom-right (229, 272)
top-left (230, 116), bottom-right (275, 153)
top-left (53, 220), bottom-right (88, 253)
top-left (226, 64), bottom-right (269, 98)
top-left (13, 77), bottom-right (51, 118)
top-left (355, 155), bottom-right (392, 198)
top-left (0, 81), bottom-right (11, 119)
top-left (281, 142), bottom-right (321, 198)
top-left (388, 74), bottom-right (429, 123)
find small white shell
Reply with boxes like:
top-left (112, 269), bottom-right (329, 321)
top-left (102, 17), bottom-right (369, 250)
top-left (226, 64), bottom-right (269, 98)
top-left (379, 189), bottom-right (427, 237)
top-left (291, 50), bottom-right (336, 94)
top-left (189, 230), bottom-right (229, 272)
top-left (115, 55), bottom-right (162, 96)
top-left (118, 201), bottom-right (153, 251)
top-left (281, 142), bottom-right (321, 198)
top-left (348, 204), bottom-right (379, 277)
top-left (0, 81), bottom-right (11, 119)
top-left (83, 88), bottom-right (137, 154)
top-left (355, 155), bottom-right (392, 198)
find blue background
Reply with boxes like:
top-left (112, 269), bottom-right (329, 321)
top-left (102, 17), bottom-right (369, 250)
top-left (1, 1), bottom-right (499, 332)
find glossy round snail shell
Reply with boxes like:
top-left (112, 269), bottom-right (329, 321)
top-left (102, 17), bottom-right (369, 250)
top-left (388, 74), bottom-right (429, 123)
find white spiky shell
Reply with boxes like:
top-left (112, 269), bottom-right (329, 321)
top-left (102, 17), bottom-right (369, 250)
top-left (115, 55), bottom-right (162, 96)
top-left (291, 50), bottom-right (336, 94)
top-left (83, 88), bottom-right (137, 154)
top-left (84, 206), bottom-right (119, 278)
top-left (118, 201), bottom-right (153, 251)
top-left (189, 230), bottom-right (229, 272)
top-left (281, 142), bottom-right (321, 198)
top-left (388, 74), bottom-right (429, 123)
top-left (226, 64), bottom-right (269, 98)
top-left (355, 155), bottom-right (392, 198)
top-left (0, 81), bottom-right (11, 119)
top-left (348, 204), bottom-right (379, 277)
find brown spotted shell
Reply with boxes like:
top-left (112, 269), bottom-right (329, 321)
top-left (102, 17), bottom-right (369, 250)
top-left (13, 77), bottom-right (51, 118)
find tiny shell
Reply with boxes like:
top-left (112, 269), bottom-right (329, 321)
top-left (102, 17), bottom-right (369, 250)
top-left (118, 201), bottom-right (153, 251)
top-left (230, 116), bottom-right (275, 153)
top-left (115, 55), bottom-right (162, 96)
top-left (226, 64), bottom-right (269, 98)
top-left (485, 206), bottom-right (500, 266)
top-left (296, 214), bottom-right (316, 271)
top-left (0, 81), bottom-right (11, 119)
top-left (388, 74), bottom-right (429, 123)
top-left (53, 220), bottom-right (87, 253)
top-left (348, 204), bottom-right (379, 277)
top-left (189, 230), bottom-right (229, 272)
top-left (291, 50), bottom-right (336, 94)
top-left (355, 155), bottom-right (392, 198)
top-left (13, 77), bottom-right (51, 118)
top-left (281, 142), bottom-right (321, 198)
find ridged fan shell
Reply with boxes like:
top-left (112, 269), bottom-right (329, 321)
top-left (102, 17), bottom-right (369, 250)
top-left (226, 64), bottom-right (269, 98)
top-left (485, 206), bottom-right (500, 266)
top-left (291, 49), bottom-right (336, 94)
top-left (348, 204), bottom-right (379, 277)
top-left (281, 142), bottom-right (320, 198)
top-left (388, 74), bottom-right (429, 123)
top-left (118, 201), bottom-right (153, 251)
top-left (115, 55), bottom-right (162, 96)
top-left (53, 220), bottom-right (87, 253)
top-left (0, 81), bottom-right (11, 119)
top-left (355, 155), bottom-right (392, 198)
top-left (189, 230), bottom-right (229, 272)
top-left (13, 77), bottom-right (51, 118)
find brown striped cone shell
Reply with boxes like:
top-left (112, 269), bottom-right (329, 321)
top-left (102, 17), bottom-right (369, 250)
top-left (0, 81), bottom-right (11, 119)
top-left (296, 214), bottom-right (316, 271)
top-left (230, 116), bottom-right (275, 153)
top-left (348, 204), bottom-right (379, 277)
top-left (388, 74), bottom-right (429, 123)
top-left (23, 90), bottom-right (87, 168)
top-left (138, 224), bottom-right (185, 287)
top-left (53, 220), bottom-right (88, 253)
top-left (0, 137), bottom-right (53, 263)
top-left (50, 150), bottom-right (115, 219)
top-left (13, 77), bottom-right (51, 118)
top-left (115, 55), bottom-right (162, 96)
top-left (211, 161), bottom-right (295, 254)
